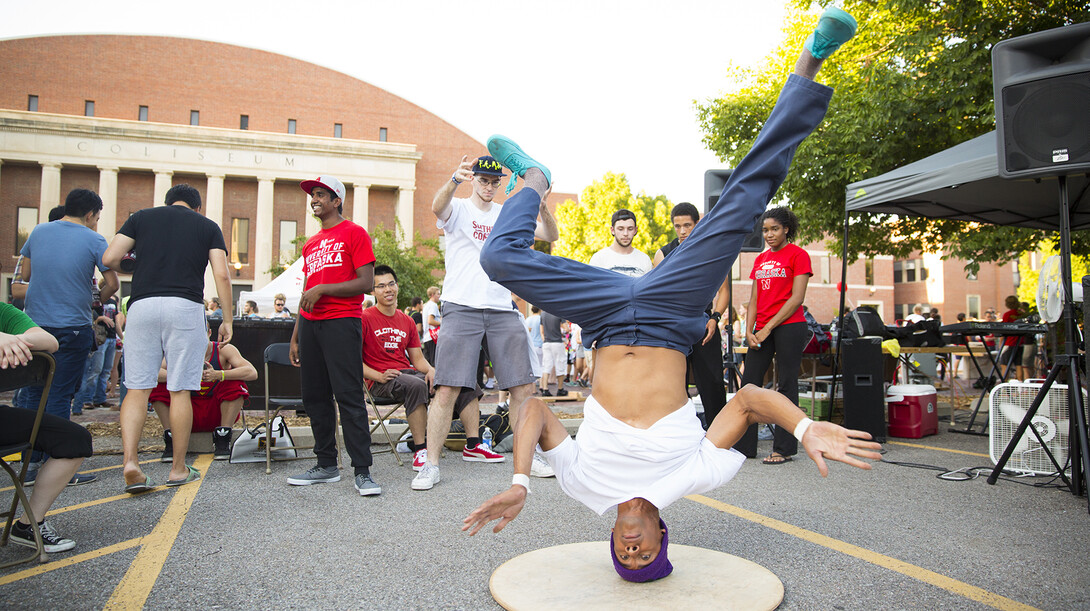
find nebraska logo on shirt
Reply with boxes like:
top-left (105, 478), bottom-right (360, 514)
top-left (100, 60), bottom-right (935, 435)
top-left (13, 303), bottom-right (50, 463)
top-left (755, 261), bottom-right (787, 290)
top-left (472, 221), bottom-right (493, 242)
top-left (305, 237), bottom-right (346, 275)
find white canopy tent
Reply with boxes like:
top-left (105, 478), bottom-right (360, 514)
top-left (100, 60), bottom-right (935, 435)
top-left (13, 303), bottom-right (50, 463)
top-left (237, 258), bottom-right (305, 317)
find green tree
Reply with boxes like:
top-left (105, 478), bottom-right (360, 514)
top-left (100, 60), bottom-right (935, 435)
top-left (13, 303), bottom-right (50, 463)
top-left (696, 0), bottom-right (1090, 270)
top-left (1017, 244), bottom-right (1090, 312)
top-left (553, 172), bottom-right (674, 263)
top-left (370, 222), bottom-right (445, 310)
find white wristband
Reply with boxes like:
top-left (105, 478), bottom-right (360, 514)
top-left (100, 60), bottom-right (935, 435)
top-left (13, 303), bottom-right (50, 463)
top-left (793, 417), bottom-right (813, 443)
top-left (512, 473), bottom-right (530, 493)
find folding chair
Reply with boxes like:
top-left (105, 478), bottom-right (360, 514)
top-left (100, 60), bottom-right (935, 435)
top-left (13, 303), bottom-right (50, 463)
top-left (261, 343), bottom-right (320, 475)
top-left (0, 351), bottom-right (56, 569)
top-left (363, 385), bottom-right (404, 466)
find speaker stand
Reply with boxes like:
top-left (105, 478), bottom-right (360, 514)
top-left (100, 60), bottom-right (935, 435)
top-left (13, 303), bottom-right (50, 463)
top-left (987, 176), bottom-right (1090, 512)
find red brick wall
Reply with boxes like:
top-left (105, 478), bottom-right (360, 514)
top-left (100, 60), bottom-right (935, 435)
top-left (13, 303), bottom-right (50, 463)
top-left (1, 163), bottom-right (42, 270)
top-left (116, 171), bottom-right (154, 231)
top-left (273, 181), bottom-right (307, 264)
top-left (59, 167), bottom-right (99, 200)
top-left (223, 178), bottom-right (257, 278)
top-left (368, 188), bottom-right (398, 237)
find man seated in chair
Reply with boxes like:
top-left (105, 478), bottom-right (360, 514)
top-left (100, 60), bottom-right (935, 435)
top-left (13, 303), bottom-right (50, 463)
top-left (0, 302), bottom-right (91, 553)
top-left (150, 327), bottom-right (258, 461)
top-left (463, 7), bottom-right (883, 583)
top-left (362, 265), bottom-right (485, 475)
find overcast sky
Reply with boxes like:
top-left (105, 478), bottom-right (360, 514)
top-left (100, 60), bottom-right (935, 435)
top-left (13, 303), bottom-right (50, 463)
top-left (2, 0), bottom-right (792, 206)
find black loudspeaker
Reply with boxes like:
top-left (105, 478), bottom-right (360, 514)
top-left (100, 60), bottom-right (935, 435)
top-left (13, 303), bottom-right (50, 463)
top-left (842, 337), bottom-right (887, 443)
top-left (705, 169), bottom-right (763, 252)
top-left (992, 22), bottom-right (1090, 179)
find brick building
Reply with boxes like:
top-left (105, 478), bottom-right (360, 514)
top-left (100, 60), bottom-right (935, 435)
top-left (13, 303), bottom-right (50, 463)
top-left (0, 34), bottom-right (574, 307)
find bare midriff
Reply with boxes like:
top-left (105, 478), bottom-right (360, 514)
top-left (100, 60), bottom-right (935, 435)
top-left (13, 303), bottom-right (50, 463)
top-left (591, 345), bottom-right (689, 429)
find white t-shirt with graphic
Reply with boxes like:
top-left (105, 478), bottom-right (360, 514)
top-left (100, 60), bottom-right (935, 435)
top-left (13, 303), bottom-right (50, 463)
top-left (436, 197), bottom-right (512, 311)
top-left (588, 247), bottom-right (652, 277)
top-left (421, 299), bottom-right (441, 344)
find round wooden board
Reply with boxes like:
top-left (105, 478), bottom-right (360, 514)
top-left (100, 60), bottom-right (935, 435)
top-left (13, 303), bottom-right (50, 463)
top-left (490, 542), bottom-right (784, 610)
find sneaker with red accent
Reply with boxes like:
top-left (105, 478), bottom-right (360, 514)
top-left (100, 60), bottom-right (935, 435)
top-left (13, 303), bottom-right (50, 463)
top-left (463, 443), bottom-right (506, 463)
top-left (412, 448), bottom-right (428, 471)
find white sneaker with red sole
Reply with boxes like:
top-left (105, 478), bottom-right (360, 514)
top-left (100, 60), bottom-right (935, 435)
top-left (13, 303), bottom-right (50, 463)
top-left (412, 448), bottom-right (427, 471)
top-left (462, 443), bottom-right (505, 463)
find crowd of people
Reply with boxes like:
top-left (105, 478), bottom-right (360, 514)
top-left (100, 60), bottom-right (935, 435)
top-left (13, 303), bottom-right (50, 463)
top-left (4, 10), bottom-right (889, 582)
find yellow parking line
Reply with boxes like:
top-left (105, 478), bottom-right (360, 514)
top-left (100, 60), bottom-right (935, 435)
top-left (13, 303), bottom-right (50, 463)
top-left (887, 441), bottom-right (989, 458)
top-left (0, 459), bottom-right (159, 493)
top-left (47, 488), bottom-right (168, 517)
top-left (105, 454), bottom-right (213, 610)
top-left (0, 538), bottom-right (142, 586)
top-left (686, 495), bottom-right (1038, 611)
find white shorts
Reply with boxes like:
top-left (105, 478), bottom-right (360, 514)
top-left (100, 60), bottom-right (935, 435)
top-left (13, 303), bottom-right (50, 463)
top-left (124, 297), bottom-right (208, 391)
top-left (542, 342), bottom-right (566, 376)
top-left (541, 396), bottom-right (746, 515)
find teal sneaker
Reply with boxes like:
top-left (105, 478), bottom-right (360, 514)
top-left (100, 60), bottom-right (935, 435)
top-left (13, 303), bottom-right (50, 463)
top-left (804, 6), bottom-right (857, 60)
top-left (486, 134), bottom-right (552, 195)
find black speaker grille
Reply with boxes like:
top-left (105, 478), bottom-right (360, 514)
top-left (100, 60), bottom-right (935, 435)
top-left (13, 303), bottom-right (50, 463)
top-left (1006, 72), bottom-right (1090, 165)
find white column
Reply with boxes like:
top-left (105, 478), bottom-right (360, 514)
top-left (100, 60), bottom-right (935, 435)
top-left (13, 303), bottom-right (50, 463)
top-left (153, 170), bottom-right (174, 206)
top-left (39, 162), bottom-right (63, 223)
top-left (255, 177), bottom-right (275, 287)
top-left (396, 186), bottom-right (415, 246)
top-left (97, 166), bottom-right (119, 239)
top-left (304, 194), bottom-right (320, 238)
top-left (352, 183), bottom-right (370, 229)
top-left (204, 174), bottom-right (226, 301)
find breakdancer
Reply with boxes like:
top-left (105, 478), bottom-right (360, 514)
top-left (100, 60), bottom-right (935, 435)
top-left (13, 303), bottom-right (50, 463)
top-left (463, 8), bottom-right (880, 583)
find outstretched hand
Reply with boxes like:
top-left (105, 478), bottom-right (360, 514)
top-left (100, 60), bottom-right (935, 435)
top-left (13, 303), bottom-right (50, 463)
top-left (801, 421), bottom-right (883, 476)
top-left (463, 486), bottom-right (527, 536)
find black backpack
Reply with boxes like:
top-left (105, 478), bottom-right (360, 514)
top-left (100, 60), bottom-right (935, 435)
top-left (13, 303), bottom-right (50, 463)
top-left (840, 306), bottom-right (888, 340)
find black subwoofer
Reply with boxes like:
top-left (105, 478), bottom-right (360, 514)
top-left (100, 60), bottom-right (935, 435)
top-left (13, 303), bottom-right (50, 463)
top-left (842, 337), bottom-right (886, 443)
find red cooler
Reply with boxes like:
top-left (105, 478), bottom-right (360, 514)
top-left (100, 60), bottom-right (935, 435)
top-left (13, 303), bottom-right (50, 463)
top-left (885, 384), bottom-right (938, 438)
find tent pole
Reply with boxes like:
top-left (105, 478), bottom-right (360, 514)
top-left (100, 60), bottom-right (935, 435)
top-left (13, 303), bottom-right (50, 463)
top-left (830, 210), bottom-right (850, 416)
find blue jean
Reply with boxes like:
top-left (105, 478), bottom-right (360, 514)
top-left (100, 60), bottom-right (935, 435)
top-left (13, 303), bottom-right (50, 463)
top-left (74, 337), bottom-right (115, 406)
top-left (20, 325), bottom-right (94, 462)
top-left (480, 74), bottom-right (833, 354)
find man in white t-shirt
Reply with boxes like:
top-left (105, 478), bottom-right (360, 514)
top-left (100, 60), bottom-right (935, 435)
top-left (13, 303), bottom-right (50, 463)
top-left (904, 304), bottom-right (926, 324)
top-left (420, 286), bottom-right (441, 365)
top-left (588, 209), bottom-right (652, 277)
top-left (413, 155), bottom-right (559, 491)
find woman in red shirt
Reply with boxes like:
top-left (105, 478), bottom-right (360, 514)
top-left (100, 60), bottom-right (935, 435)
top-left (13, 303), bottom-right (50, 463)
top-left (998, 295), bottom-right (1025, 381)
top-left (734, 207), bottom-right (812, 464)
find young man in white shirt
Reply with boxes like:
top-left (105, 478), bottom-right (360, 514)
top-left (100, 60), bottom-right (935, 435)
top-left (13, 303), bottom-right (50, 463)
top-left (414, 155), bottom-right (559, 490)
top-left (463, 8), bottom-right (881, 583)
top-left (588, 209), bottom-right (653, 277)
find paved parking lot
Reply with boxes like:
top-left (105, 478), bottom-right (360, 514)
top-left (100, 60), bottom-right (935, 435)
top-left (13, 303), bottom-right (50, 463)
top-left (2, 406), bottom-right (1089, 610)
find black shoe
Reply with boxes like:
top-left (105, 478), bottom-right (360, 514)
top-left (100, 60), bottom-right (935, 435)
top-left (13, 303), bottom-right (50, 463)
top-left (556, 387), bottom-right (569, 397)
top-left (67, 473), bottom-right (97, 486)
top-left (541, 389), bottom-right (552, 397)
top-left (213, 427), bottom-right (232, 460)
top-left (161, 430), bottom-right (173, 463)
top-left (10, 520), bottom-right (75, 553)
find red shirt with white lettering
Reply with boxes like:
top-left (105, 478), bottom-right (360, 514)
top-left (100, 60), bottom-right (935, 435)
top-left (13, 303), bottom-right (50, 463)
top-left (361, 307), bottom-right (420, 388)
top-left (300, 220), bottom-right (375, 321)
top-left (750, 243), bottom-right (812, 328)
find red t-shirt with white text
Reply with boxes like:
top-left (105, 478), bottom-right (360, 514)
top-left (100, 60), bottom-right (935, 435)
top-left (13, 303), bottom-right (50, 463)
top-left (750, 243), bottom-right (812, 328)
top-left (300, 220), bottom-right (375, 320)
top-left (361, 307), bottom-right (421, 388)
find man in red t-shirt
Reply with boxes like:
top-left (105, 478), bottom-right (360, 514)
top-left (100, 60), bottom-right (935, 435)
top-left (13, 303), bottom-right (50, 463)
top-left (363, 266), bottom-right (484, 473)
top-left (287, 176), bottom-right (380, 496)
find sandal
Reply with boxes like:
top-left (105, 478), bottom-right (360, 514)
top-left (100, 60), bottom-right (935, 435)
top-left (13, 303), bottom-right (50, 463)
top-left (763, 452), bottom-right (793, 465)
top-left (165, 465), bottom-right (201, 487)
top-left (124, 475), bottom-right (156, 494)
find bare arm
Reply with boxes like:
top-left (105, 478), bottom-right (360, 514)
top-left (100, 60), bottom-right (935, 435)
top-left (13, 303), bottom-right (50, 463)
top-left (103, 234), bottom-right (136, 271)
top-left (406, 346), bottom-right (434, 387)
top-left (289, 313), bottom-right (301, 367)
top-left (745, 282), bottom-right (760, 348)
top-left (701, 276), bottom-right (731, 345)
top-left (651, 249), bottom-right (664, 268)
top-left (433, 156), bottom-right (475, 223)
top-left (707, 384), bottom-right (882, 475)
top-left (463, 398), bottom-right (569, 535)
top-left (219, 343), bottom-right (258, 381)
top-left (20, 258), bottom-right (31, 283)
top-left (298, 263), bottom-right (374, 313)
top-left (208, 248), bottom-right (233, 343)
top-left (99, 270), bottom-right (120, 302)
top-left (753, 274), bottom-right (809, 345)
top-left (0, 326), bottom-right (59, 369)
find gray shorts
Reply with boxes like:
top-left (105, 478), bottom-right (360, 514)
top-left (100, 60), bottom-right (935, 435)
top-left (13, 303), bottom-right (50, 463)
top-left (434, 302), bottom-right (535, 389)
top-left (124, 296), bottom-right (208, 391)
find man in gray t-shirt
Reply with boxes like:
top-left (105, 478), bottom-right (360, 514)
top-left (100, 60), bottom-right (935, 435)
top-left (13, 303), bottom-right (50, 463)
top-left (539, 310), bottom-right (567, 397)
